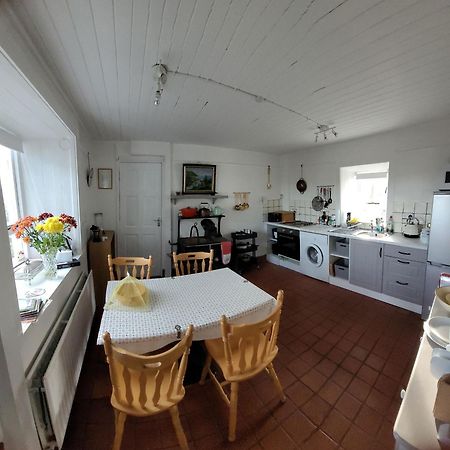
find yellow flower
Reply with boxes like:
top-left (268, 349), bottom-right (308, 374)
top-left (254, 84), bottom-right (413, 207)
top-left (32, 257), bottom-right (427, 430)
top-left (35, 223), bottom-right (44, 231)
top-left (43, 217), bottom-right (64, 234)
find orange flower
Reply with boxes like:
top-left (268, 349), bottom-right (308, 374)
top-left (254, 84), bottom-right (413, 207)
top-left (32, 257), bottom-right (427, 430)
top-left (23, 236), bottom-right (30, 244)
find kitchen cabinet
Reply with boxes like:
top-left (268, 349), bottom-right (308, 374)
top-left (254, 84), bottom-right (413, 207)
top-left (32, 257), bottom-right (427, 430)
top-left (349, 239), bottom-right (383, 292)
top-left (382, 244), bottom-right (426, 305)
top-left (329, 237), bottom-right (350, 280)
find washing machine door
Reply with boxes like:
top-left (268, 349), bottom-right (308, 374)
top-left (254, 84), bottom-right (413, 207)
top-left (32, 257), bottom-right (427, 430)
top-left (306, 244), bottom-right (324, 267)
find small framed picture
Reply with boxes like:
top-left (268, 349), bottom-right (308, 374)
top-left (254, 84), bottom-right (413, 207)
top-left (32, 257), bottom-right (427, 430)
top-left (182, 164), bottom-right (216, 194)
top-left (98, 168), bottom-right (113, 189)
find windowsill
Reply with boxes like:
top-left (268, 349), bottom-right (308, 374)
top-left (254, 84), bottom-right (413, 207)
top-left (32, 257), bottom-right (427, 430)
top-left (15, 265), bottom-right (74, 334)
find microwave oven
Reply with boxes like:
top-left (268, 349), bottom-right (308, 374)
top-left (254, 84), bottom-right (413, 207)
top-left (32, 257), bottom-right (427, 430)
top-left (267, 211), bottom-right (295, 223)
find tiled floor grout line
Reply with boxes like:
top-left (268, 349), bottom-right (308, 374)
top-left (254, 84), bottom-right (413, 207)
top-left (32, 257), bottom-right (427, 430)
top-left (62, 262), bottom-right (422, 450)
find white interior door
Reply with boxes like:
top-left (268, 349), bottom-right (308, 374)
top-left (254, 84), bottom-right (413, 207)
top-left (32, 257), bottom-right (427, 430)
top-left (118, 162), bottom-right (162, 276)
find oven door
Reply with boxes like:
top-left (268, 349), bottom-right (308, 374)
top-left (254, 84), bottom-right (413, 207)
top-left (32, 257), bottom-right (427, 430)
top-left (277, 229), bottom-right (300, 261)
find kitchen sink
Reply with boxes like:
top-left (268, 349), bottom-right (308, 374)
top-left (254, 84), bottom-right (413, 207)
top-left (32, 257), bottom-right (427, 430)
top-left (328, 228), bottom-right (365, 236)
top-left (354, 231), bottom-right (387, 238)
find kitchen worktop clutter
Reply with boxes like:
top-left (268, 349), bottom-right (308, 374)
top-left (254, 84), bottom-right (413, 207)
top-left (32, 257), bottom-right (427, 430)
top-left (179, 202), bottom-right (223, 218)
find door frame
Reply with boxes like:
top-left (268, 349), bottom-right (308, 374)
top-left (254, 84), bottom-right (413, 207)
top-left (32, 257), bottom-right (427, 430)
top-left (115, 155), bottom-right (170, 276)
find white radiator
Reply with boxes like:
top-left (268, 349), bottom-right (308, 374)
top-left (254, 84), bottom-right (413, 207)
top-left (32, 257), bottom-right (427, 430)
top-left (28, 271), bottom-right (95, 449)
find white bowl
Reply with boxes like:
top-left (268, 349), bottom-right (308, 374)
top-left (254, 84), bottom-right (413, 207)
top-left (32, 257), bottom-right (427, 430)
top-left (428, 316), bottom-right (450, 346)
top-left (436, 286), bottom-right (450, 313)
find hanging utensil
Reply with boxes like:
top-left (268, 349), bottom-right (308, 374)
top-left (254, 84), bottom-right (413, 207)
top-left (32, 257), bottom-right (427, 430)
top-left (328, 187), bottom-right (333, 206)
top-left (266, 165), bottom-right (272, 189)
top-left (312, 187), bottom-right (324, 211)
top-left (296, 164), bottom-right (307, 194)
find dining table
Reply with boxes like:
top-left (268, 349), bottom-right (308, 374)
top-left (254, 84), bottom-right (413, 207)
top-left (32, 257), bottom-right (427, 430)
top-left (96, 268), bottom-right (276, 354)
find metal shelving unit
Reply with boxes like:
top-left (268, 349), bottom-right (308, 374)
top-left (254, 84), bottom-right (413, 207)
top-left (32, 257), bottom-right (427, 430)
top-left (231, 231), bottom-right (259, 274)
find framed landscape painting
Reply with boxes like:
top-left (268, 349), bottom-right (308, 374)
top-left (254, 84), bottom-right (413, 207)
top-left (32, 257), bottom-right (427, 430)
top-left (182, 164), bottom-right (216, 194)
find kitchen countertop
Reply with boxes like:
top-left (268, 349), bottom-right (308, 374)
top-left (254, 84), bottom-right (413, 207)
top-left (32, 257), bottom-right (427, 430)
top-left (266, 222), bottom-right (428, 250)
top-left (393, 296), bottom-right (445, 450)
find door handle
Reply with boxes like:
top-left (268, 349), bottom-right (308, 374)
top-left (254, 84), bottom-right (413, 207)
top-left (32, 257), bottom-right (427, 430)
top-left (154, 217), bottom-right (161, 227)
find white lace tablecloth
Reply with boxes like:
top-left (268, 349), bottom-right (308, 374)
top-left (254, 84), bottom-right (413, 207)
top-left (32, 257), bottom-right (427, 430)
top-left (96, 268), bottom-right (276, 354)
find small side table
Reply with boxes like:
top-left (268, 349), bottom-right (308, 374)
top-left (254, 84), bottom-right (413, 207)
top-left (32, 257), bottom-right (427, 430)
top-left (87, 230), bottom-right (115, 312)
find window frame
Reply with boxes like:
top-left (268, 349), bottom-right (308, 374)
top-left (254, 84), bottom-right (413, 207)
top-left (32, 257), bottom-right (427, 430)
top-left (340, 162), bottom-right (390, 226)
top-left (1, 145), bottom-right (25, 266)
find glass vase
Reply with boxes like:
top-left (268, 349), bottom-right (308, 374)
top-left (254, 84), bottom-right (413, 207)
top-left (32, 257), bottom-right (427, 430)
top-left (41, 249), bottom-right (58, 279)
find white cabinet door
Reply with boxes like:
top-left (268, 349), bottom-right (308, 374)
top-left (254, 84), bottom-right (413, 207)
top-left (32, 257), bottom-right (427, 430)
top-left (349, 239), bottom-right (383, 292)
top-left (118, 162), bottom-right (162, 276)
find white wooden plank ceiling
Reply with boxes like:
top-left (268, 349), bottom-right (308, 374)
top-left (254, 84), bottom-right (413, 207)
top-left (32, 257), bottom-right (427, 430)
top-left (0, 50), bottom-right (69, 139)
top-left (7, 0), bottom-right (450, 153)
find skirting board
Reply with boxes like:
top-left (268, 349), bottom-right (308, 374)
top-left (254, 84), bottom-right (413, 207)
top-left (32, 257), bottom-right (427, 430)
top-left (329, 276), bottom-right (422, 314)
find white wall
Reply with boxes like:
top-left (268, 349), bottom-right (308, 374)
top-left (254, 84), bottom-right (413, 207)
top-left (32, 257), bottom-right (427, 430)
top-left (172, 143), bottom-right (281, 246)
top-left (281, 117), bottom-right (450, 227)
top-left (87, 141), bottom-right (281, 273)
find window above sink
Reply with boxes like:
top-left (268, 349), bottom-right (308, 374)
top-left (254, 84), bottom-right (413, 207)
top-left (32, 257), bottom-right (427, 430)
top-left (340, 162), bottom-right (389, 225)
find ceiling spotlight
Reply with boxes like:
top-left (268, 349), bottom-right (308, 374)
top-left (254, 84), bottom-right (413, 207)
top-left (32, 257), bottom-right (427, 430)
top-left (154, 90), bottom-right (162, 106)
top-left (314, 124), bottom-right (338, 142)
top-left (152, 62), bottom-right (168, 106)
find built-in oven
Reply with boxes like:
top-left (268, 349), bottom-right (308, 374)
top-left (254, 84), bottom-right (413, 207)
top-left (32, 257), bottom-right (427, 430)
top-left (277, 228), bottom-right (300, 261)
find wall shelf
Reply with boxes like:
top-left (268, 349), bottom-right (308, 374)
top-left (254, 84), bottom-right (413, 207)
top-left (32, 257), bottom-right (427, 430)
top-left (170, 193), bottom-right (228, 204)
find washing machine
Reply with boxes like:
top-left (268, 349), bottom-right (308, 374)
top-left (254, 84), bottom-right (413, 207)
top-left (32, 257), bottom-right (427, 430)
top-left (300, 231), bottom-right (329, 282)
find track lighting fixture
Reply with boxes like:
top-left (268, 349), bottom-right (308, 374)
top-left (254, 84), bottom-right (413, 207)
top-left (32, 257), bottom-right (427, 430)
top-left (152, 62), bottom-right (167, 106)
top-left (151, 61), bottom-right (339, 140)
top-left (314, 124), bottom-right (337, 142)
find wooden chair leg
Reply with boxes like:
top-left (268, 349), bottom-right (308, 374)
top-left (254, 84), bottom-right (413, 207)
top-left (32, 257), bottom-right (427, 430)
top-left (199, 353), bottom-right (212, 385)
top-left (112, 410), bottom-right (127, 450)
top-left (267, 363), bottom-right (286, 403)
top-left (228, 382), bottom-right (239, 442)
top-left (170, 405), bottom-right (189, 450)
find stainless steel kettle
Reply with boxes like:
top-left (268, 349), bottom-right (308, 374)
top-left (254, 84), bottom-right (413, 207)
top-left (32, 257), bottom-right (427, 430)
top-left (403, 215), bottom-right (419, 238)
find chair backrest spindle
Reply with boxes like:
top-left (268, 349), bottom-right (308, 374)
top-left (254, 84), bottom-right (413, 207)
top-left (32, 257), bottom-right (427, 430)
top-left (172, 250), bottom-right (214, 277)
top-left (103, 325), bottom-right (193, 411)
top-left (108, 255), bottom-right (153, 281)
top-left (220, 290), bottom-right (283, 378)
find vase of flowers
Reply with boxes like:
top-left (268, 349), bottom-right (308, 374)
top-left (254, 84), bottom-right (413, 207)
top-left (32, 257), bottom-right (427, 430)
top-left (11, 212), bottom-right (77, 278)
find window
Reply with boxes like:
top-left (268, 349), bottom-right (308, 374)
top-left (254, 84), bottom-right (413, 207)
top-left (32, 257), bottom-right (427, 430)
top-left (340, 162), bottom-right (389, 225)
top-left (0, 144), bottom-right (23, 261)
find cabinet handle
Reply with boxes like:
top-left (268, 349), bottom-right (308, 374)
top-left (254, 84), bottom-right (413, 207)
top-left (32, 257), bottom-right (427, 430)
top-left (379, 247), bottom-right (382, 258)
top-left (397, 259), bottom-right (410, 264)
top-left (396, 281), bottom-right (409, 286)
top-left (398, 251), bottom-right (411, 255)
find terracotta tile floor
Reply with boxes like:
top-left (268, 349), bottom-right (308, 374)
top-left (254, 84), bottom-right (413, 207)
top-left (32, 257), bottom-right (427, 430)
top-left (62, 263), bottom-right (423, 450)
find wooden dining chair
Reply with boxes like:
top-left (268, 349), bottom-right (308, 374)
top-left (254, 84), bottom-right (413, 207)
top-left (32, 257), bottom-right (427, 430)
top-left (103, 325), bottom-right (194, 450)
top-left (199, 290), bottom-right (286, 442)
top-left (172, 250), bottom-right (214, 276)
top-left (108, 255), bottom-right (152, 280)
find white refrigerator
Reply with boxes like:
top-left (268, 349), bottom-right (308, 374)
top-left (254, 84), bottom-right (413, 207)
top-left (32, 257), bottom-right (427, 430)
top-left (423, 191), bottom-right (450, 319)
